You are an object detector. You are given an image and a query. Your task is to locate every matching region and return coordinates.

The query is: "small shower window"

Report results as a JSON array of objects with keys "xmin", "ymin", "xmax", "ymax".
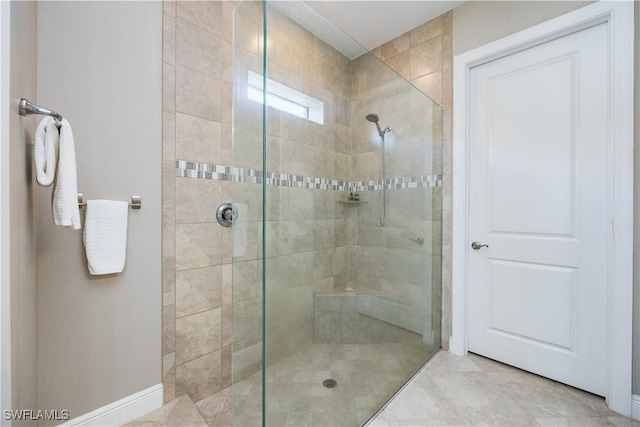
[{"xmin": 248, "ymin": 71, "xmax": 324, "ymax": 124}]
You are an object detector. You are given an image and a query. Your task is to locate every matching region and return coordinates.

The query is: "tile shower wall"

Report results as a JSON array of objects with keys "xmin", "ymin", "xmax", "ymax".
[
  {"xmin": 235, "ymin": 3, "xmax": 355, "ymax": 367},
  {"xmin": 162, "ymin": 0, "xmax": 236, "ymax": 403},
  {"xmin": 162, "ymin": 0, "xmax": 453, "ymax": 405},
  {"xmin": 371, "ymin": 13, "xmax": 453, "ymax": 350},
  {"xmin": 350, "ymin": 50, "xmax": 442, "ymax": 344}
]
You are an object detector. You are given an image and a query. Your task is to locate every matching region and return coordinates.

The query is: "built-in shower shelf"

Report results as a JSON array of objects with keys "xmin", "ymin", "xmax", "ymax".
[{"xmin": 339, "ymin": 201, "xmax": 368, "ymax": 205}]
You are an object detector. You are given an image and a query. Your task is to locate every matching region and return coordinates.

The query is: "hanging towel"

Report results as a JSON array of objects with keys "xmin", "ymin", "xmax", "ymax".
[
  {"xmin": 83, "ymin": 200, "xmax": 129, "ymax": 275},
  {"xmin": 34, "ymin": 117, "xmax": 59, "ymax": 187},
  {"xmin": 52, "ymin": 119, "xmax": 81, "ymax": 230}
]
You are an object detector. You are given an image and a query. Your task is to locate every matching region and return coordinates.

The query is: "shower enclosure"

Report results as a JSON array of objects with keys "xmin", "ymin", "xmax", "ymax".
[{"xmin": 231, "ymin": 1, "xmax": 443, "ymax": 425}]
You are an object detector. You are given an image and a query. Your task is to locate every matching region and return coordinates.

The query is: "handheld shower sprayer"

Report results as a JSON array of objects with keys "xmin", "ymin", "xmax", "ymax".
[
  {"xmin": 366, "ymin": 113, "xmax": 391, "ymax": 227},
  {"xmin": 365, "ymin": 113, "xmax": 391, "ymax": 137}
]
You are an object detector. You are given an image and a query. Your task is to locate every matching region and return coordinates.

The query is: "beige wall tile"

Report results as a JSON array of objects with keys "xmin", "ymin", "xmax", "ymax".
[
  {"xmin": 221, "ymin": 306, "xmax": 232, "ymax": 349},
  {"xmin": 410, "ymin": 15, "xmax": 443, "ymax": 47},
  {"xmin": 233, "ymin": 296, "xmax": 262, "ymax": 342},
  {"xmin": 233, "ymin": 5, "xmax": 261, "ymax": 55},
  {"xmin": 177, "ymin": 1, "xmax": 223, "ymax": 38},
  {"xmin": 232, "ymin": 260, "xmax": 260, "ymax": 303},
  {"xmin": 285, "ymin": 187, "xmax": 314, "ymax": 220},
  {"xmin": 176, "ymin": 351, "xmax": 222, "ymax": 401},
  {"xmin": 163, "ymin": 208, "xmax": 176, "ymax": 259},
  {"xmin": 222, "ymin": 82, "xmax": 233, "ymax": 125},
  {"xmin": 176, "ymin": 18, "xmax": 223, "ymax": 78},
  {"xmin": 288, "ymin": 40, "xmax": 315, "ymax": 79},
  {"xmin": 222, "ymin": 2, "xmax": 234, "ymax": 44},
  {"xmin": 232, "ymin": 221, "xmax": 258, "ymax": 263},
  {"xmin": 175, "ymin": 113, "xmax": 222, "ymax": 164},
  {"xmin": 163, "ymin": 0, "xmax": 176, "ymax": 18},
  {"xmin": 163, "ymin": 161, "xmax": 176, "ymax": 210},
  {"xmin": 385, "ymin": 50, "xmax": 410, "ymax": 80},
  {"xmin": 221, "ymin": 263, "xmax": 232, "ymax": 307},
  {"xmin": 163, "ymin": 257, "xmax": 176, "ymax": 307},
  {"xmin": 164, "ymin": 14, "xmax": 176, "ymax": 65},
  {"xmin": 163, "ymin": 63, "xmax": 175, "ymax": 113},
  {"xmin": 381, "ymin": 33, "xmax": 410, "ymax": 61},
  {"xmin": 312, "ymin": 249, "xmax": 334, "ymax": 283},
  {"xmin": 163, "ymin": 305, "xmax": 176, "ymax": 355},
  {"xmin": 176, "ymin": 308, "xmax": 222, "ymax": 364},
  {"xmin": 412, "ymin": 71, "xmax": 443, "ymax": 106},
  {"xmin": 176, "ymin": 266, "xmax": 222, "ymax": 318},
  {"xmin": 313, "ymin": 220, "xmax": 335, "ymax": 251},
  {"xmin": 221, "ymin": 345, "xmax": 232, "ymax": 388},
  {"xmin": 280, "ymin": 220, "xmax": 314, "ymax": 255},
  {"xmin": 356, "ymin": 151, "xmax": 382, "ymax": 181},
  {"xmin": 176, "ymin": 66, "xmax": 222, "ymax": 121},
  {"xmin": 176, "ymin": 223, "xmax": 222, "ymax": 270},
  {"xmin": 410, "ymin": 36, "xmax": 443, "ymax": 80},
  {"xmin": 163, "ymin": 352, "xmax": 176, "ymax": 403},
  {"xmin": 163, "ymin": 112, "xmax": 176, "ymax": 161},
  {"xmin": 176, "ymin": 178, "xmax": 221, "ymax": 224}
]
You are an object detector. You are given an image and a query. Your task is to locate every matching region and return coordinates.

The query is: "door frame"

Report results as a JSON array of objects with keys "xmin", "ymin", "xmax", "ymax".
[
  {"xmin": 0, "ymin": 0, "xmax": 11, "ymax": 417},
  {"xmin": 451, "ymin": 1, "xmax": 634, "ymax": 416}
]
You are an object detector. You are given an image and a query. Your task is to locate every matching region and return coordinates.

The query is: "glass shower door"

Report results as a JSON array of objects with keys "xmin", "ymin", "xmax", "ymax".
[
  {"xmin": 232, "ymin": 1, "xmax": 443, "ymax": 425},
  {"xmin": 231, "ymin": 1, "xmax": 265, "ymax": 426}
]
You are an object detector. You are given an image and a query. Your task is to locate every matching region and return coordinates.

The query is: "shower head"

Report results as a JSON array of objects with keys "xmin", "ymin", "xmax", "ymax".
[
  {"xmin": 365, "ymin": 113, "xmax": 390, "ymax": 137},
  {"xmin": 366, "ymin": 113, "xmax": 379, "ymax": 123}
]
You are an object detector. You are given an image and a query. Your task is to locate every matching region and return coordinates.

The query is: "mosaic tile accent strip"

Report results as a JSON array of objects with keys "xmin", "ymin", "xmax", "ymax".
[{"xmin": 176, "ymin": 160, "xmax": 442, "ymax": 191}]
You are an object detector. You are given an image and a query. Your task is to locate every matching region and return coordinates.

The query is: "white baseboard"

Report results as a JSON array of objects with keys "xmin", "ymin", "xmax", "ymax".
[
  {"xmin": 59, "ymin": 383, "xmax": 163, "ymax": 427},
  {"xmin": 632, "ymin": 394, "xmax": 640, "ymax": 421}
]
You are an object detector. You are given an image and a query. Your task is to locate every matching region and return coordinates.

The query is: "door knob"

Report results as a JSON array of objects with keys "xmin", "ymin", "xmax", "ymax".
[{"xmin": 471, "ymin": 241, "xmax": 489, "ymax": 250}]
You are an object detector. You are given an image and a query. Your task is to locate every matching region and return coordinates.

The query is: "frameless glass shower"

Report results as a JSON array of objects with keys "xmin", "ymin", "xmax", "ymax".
[{"xmin": 231, "ymin": 1, "xmax": 443, "ymax": 425}]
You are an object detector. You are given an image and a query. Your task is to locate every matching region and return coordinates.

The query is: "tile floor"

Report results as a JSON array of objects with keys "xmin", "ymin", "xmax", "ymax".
[
  {"xmin": 125, "ymin": 351, "xmax": 640, "ymax": 427},
  {"xmin": 235, "ymin": 342, "xmax": 433, "ymax": 427}
]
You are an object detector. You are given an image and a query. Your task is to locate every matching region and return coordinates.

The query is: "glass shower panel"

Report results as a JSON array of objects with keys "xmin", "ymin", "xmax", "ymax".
[
  {"xmin": 233, "ymin": 1, "xmax": 443, "ymax": 425},
  {"xmin": 231, "ymin": 1, "xmax": 265, "ymax": 426}
]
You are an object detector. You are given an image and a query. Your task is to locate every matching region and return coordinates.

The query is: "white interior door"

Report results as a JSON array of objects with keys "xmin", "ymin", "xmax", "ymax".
[{"xmin": 467, "ymin": 23, "xmax": 608, "ymax": 396}]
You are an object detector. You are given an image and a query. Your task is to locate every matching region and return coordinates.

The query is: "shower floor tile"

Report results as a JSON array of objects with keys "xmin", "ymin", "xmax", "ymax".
[
  {"xmin": 126, "ymin": 350, "xmax": 640, "ymax": 427},
  {"xmin": 230, "ymin": 341, "xmax": 431, "ymax": 427}
]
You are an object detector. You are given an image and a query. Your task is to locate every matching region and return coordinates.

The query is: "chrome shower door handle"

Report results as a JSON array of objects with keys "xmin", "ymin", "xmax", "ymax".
[{"xmin": 471, "ymin": 241, "xmax": 489, "ymax": 250}]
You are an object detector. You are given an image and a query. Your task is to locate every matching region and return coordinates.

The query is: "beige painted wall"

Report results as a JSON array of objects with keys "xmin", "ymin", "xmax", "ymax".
[
  {"xmin": 8, "ymin": 1, "xmax": 38, "ymax": 420},
  {"xmin": 452, "ymin": 1, "xmax": 594, "ymax": 56},
  {"xmin": 35, "ymin": 1, "xmax": 162, "ymax": 421},
  {"xmin": 452, "ymin": 0, "xmax": 639, "ymax": 396}
]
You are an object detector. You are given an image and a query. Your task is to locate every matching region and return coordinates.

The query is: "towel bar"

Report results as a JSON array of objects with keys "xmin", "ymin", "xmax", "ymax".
[
  {"xmin": 77, "ymin": 194, "xmax": 142, "ymax": 210},
  {"xmin": 19, "ymin": 98, "xmax": 63, "ymax": 124}
]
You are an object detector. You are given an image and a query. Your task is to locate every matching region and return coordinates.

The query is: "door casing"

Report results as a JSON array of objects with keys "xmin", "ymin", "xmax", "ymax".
[{"xmin": 451, "ymin": 1, "xmax": 634, "ymax": 416}]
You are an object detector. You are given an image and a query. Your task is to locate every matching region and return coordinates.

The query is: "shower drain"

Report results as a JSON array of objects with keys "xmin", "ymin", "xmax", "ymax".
[{"xmin": 322, "ymin": 379, "xmax": 337, "ymax": 389}]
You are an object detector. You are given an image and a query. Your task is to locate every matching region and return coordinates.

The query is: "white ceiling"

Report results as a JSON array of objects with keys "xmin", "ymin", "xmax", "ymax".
[{"xmin": 273, "ymin": 1, "xmax": 464, "ymax": 59}]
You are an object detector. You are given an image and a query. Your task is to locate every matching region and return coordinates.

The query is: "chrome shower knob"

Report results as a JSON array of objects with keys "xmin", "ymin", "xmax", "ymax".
[{"xmin": 216, "ymin": 203, "xmax": 238, "ymax": 227}]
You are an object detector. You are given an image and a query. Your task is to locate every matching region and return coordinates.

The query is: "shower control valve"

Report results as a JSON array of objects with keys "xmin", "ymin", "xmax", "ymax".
[{"xmin": 216, "ymin": 203, "xmax": 238, "ymax": 227}]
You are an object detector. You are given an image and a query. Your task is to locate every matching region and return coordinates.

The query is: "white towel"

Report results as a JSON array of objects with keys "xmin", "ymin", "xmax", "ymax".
[
  {"xmin": 83, "ymin": 200, "xmax": 129, "ymax": 275},
  {"xmin": 34, "ymin": 117, "xmax": 59, "ymax": 187},
  {"xmin": 52, "ymin": 119, "xmax": 81, "ymax": 230}
]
